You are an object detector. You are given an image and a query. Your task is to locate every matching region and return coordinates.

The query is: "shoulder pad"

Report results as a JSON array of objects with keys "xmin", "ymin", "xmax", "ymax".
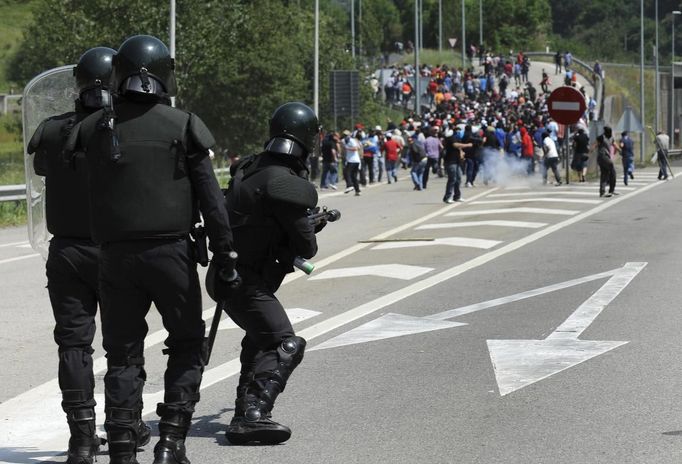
[
  {"xmin": 188, "ymin": 112, "xmax": 215, "ymax": 152},
  {"xmin": 265, "ymin": 171, "xmax": 318, "ymax": 209},
  {"xmin": 63, "ymin": 121, "xmax": 83, "ymax": 156},
  {"xmin": 27, "ymin": 119, "xmax": 48, "ymax": 154}
]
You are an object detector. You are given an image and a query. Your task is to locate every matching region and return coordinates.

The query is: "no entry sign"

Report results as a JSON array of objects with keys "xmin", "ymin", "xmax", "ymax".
[{"xmin": 547, "ymin": 86, "xmax": 587, "ymax": 125}]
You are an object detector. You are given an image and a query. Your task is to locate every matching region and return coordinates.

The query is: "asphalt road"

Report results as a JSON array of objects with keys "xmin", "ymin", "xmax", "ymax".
[{"xmin": 1, "ymin": 164, "xmax": 681, "ymax": 464}]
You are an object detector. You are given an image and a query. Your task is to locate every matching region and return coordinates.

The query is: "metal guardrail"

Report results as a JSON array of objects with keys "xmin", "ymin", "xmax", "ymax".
[
  {"xmin": 0, "ymin": 167, "xmax": 232, "ymax": 203},
  {"xmin": 524, "ymin": 52, "xmax": 605, "ymax": 121},
  {"xmin": 0, "ymin": 184, "xmax": 26, "ymax": 202}
]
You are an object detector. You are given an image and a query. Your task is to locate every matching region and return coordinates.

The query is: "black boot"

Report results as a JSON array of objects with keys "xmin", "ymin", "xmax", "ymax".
[
  {"xmin": 65, "ymin": 408, "xmax": 101, "ymax": 464},
  {"xmin": 134, "ymin": 410, "xmax": 151, "ymax": 447},
  {"xmin": 226, "ymin": 337, "xmax": 305, "ymax": 445},
  {"xmin": 106, "ymin": 408, "xmax": 140, "ymax": 464},
  {"xmin": 225, "ymin": 390, "xmax": 291, "ymax": 445},
  {"xmin": 153, "ymin": 412, "xmax": 192, "ymax": 464}
]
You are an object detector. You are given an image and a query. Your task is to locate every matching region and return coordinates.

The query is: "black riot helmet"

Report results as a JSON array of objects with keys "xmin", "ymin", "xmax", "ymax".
[
  {"xmin": 73, "ymin": 47, "xmax": 115, "ymax": 110},
  {"xmin": 266, "ymin": 102, "xmax": 320, "ymax": 160},
  {"xmin": 112, "ymin": 35, "xmax": 177, "ymax": 97}
]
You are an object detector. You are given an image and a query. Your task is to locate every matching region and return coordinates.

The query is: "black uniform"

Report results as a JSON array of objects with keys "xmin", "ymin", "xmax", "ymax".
[
  {"xmin": 597, "ymin": 139, "xmax": 616, "ymax": 197},
  {"xmin": 28, "ymin": 109, "xmax": 110, "ymax": 459},
  {"xmin": 223, "ymin": 149, "xmax": 317, "ymax": 444},
  {"xmin": 70, "ymin": 94, "xmax": 233, "ymax": 461},
  {"xmin": 29, "ymin": 109, "xmax": 97, "ymax": 411}
]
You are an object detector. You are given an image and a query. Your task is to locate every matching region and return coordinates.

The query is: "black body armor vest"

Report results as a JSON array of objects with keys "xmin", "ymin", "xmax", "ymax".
[
  {"xmin": 79, "ymin": 101, "xmax": 194, "ymax": 243},
  {"xmin": 30, "ymin": 112, "xmax": 91, "ymax": 238}
]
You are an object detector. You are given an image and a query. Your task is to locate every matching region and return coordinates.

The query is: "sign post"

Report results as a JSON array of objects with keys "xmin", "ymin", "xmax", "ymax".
[{"xmin": 547, "ymin": 86, "xmax": 587, "ymax": 184}]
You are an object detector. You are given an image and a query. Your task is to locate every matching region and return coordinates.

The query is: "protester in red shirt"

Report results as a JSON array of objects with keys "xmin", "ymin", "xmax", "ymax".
[
  {"xmin": 520, "ymin": 126, "xmax": 535, "ymax": 175},
  {"xmin": 383, "ymin": 133, "xmax": 400, "ymax": 184}
]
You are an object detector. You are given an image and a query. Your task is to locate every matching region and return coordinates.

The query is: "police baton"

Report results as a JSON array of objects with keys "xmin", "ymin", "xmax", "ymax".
[
  {"xmin": 205, "ymin": 251, "xmax": 239, "ymax": 364},
  {"xmin": 206, "ymin": 300, "xmax": 227, "ymax": 365}
]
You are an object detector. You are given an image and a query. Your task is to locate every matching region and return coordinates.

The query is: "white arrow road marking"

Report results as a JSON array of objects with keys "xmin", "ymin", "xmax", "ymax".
[
  {"xmin": 0, "ymin": 253, "xmax": 41, "ymax": 265},
  {"xmin": 309, "ymin": 267, "xmax": 624, "ymax": 353},
  {"xmin": 446, "ymin": 207, "xmax": 579, "ymax": 217},
  {"xmin": 0, "ymin": 307, "xmax": 320, "ymax": 462},
  {"xmin": 472, "ymin": 198, "xmax": 602, "ymax": 205},
  {"xmin": 416, "ymin": 220, "xmax": 547, "ymax": 230},
  {"xmin": 309, "ymin": 313, "xmax": 466, "ymax": 351},
  {"xmin": 308, "ymin": 264, "xmax": 433, "ymax": 281},
  {"xmin": 371, "ymin": 237, "xmax": 501, "ymax": 250},
  {"xmin": 487, "ymin": 262, "xmax": 646, "ymax": 396}
]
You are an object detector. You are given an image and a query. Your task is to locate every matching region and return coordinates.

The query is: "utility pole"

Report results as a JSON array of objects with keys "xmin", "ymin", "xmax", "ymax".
[
  {"xmin": 640, "ymin": 0, "xmax": 645, "ymax": 163},
  {"xmin": 439, "ymin": 0, "xmax": 442, "ymax": 53},
  {"xmin": 479, "ymin": 0, "xmax": 483, "ymax": 48},
  {"xmin": 415, "ymin": 0, "xmax": 420, "ymax": 113},
  {"xmin": 461, "ymin": 0, "xmax": 466, "ymax": 69},
  {"xmin": 672, "ymin": 11, "xmax": 681, "ymax": 147},
  {"xmin": 350, "ymin": 0, "xmax": 355, "ymax": 59},
  {"xmin": 169, "ymin": 0, "xmax": 176, "ymax": 107},
  {"xmin": 314, "ymin": 0, "xmax": 319, "ymax": 116},
  {"xmin": 655, "ymin": 0, "xmax": 659, "ymax": 133}
]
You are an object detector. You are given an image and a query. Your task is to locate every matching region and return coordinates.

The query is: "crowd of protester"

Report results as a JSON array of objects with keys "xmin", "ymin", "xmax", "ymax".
[{"xmin": 314, "ymin": 49, "xmax": 604, "ymax": 202}]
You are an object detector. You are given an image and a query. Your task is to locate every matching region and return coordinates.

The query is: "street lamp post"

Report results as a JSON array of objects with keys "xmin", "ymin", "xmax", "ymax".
[
  {"xmin": 170, "ymin": 0, "xmax": 176, "ymax": 107},
  {"xmin": 314, "ymin": 0, "xmax": 319, "ymax": 117},
  {"xmin": 461, "ymin": 0, "xmax": 466, "ymax": 69},
  {"xmin": 655, "ymin": 0, "xmax": 659, "ymax": 133},
  {"xmin": 672, "ymin": 11, "xmax": 681, "ymax": 147},
  {"xmin": 479, "ymin": 0, "xmax": 483, "ymax": 48},
  {"xmin": 439, "ymin": 0, "xmax": 442, "ymax": 53},
  {"xmin": 640, "ymin": 0, "xmax": 645, "ymax": 163},
  {"xmin": 350, "ymin": 0, "xmax": 355, "ymax": 59},
  {"xmin": 415, "ymin": 0, "xmax": 420, "ymax": 112}
]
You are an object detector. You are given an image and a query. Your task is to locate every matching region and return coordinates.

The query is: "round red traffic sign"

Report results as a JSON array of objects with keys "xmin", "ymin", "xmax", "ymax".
[{"xmin": 547, "ymin": 86, "xmax": 587, "ymax": 125}]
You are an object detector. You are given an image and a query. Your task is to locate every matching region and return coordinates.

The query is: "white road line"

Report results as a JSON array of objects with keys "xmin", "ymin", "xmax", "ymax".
[
  {"xmin": 0, "ymin": 253, "xmax": 41, "ymax": 265},
  {"xmin": 487, "ymin": 191, "xmax": 600, "ymax": 197},
  {"xmin": 308, "ymin": 264, "xmax": 433, "ymax": 281},
  {"xmin": 371, "ymin": 237, "xmax": 501, "ymax": 250},
  {"xmin": 416, "ymin": 220, "xmax": 547, "ymax": 230},
  {"xmin": 446, "ymin": 207, "xmax": 579, "ymax": 217},
  {"xmin": 0, "ymin": 240, "xmax": 29, "ymax": 248},
  {"xmin": 472, "ymin": 198, "xmax": 602, "ymax": 205},
  {"xmin": 553, "ymin": 185, "xmax": 636, "ymax": 191}
]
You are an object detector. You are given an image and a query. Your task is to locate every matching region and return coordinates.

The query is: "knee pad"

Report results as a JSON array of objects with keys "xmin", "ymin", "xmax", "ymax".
[{"xmin": 276, "ymin": 336, "xmax": 306, "ymax": 378}]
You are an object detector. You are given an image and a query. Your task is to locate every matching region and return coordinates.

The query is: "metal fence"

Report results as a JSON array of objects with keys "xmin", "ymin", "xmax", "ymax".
[{"xmin": 0, "ymin": 167, "xmax": 232, "ymax": 203}]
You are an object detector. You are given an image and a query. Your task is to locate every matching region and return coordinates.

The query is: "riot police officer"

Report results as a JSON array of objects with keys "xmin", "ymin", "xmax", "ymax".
[
  {"xmin": 68, "ymin": 35, "xmax": 237, "ymax": 464},
  {"xmin": 218, "ymin": 102, "xmax": 320, "ymax": 445},
  {"xmin": 27, "ymin": 47, "xmax": 150, "ymax": 464}
]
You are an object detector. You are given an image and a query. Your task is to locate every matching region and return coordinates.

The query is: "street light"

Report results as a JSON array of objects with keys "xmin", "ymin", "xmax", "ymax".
[
  {"xmin": 672, "ymin": 10, "xmax": 681, "ymax": 147},
  {"xmin": 479, "ymin": 0, "xmax": 483, "ymax": 48},
  {"xmin": 314, "ymin": 0, "xmax": 319, "ymax": 117}
]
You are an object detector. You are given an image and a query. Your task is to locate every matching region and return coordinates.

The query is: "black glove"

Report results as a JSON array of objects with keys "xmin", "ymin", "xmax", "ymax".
[
  {"xmin": 206, "ymin": 251, "xmax": 241, "ymax": 302},
  {"xmin": 314, "ymin": 217, "xmax": 327, "ymax": 233}
]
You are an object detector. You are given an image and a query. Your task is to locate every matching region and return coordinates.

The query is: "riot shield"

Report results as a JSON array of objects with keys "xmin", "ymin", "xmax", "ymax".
[{"xmin": 22, "ymin": 65, "xmax": 77, "ymax": 259}]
